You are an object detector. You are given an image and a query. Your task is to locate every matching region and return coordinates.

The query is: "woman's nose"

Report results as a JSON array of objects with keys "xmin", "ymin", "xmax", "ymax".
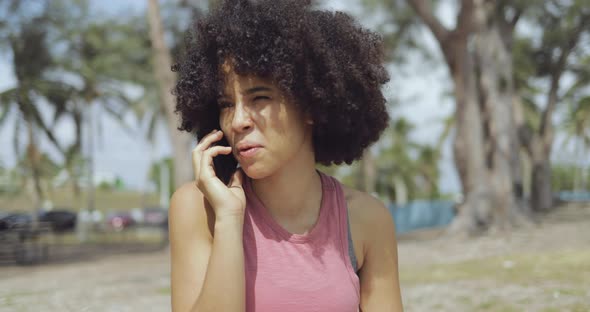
[{"xmin": 231, "ymin": 102, "xmax": 253, "ymax": 132}]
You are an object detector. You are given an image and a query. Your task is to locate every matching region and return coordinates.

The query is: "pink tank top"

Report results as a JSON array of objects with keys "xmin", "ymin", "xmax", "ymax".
[{"xmin": 242, "ymin": 171, "xmax": 360, "ymax": 312}]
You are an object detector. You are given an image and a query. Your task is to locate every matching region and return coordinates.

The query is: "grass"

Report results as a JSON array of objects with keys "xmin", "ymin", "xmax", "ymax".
[
  {"xmin": 400, "ymin": 248, "xmax": 590, "ymax": 311},
  {"xmin": 0, "ymin": 187, "xmax": 161, "ymax": 213},
  {"xmin": 476, "ymin": 300, "xmax": 519, "ymax": 312},
  {"xmin": 541, "ymin": 304, "xmax": 590, "ymax": 312},
  {"xmin": 400, "ymin": 249, "xmax": 590, "ymax": 286},
  {"xmin": 1, "ymin": 289, "xmax": 53, "ymax": 310},
  {"xmin": 37, "ymin": 228, "xmax": 167, "ymax": 246}
]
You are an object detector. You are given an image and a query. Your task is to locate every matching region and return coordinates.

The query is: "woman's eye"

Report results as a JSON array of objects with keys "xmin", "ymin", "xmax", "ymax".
[
  {"xmin": 218, "ymin": 101, "xmax": 233, "ymax": 108},
  {"xmin": 253, "ymin": 96, "xmax": 270, "ymax": 102}
]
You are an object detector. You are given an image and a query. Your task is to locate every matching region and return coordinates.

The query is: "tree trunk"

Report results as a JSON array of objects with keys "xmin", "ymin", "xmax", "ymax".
[
  {"xmin": 25, "ymin": 118, "xmax": 42, "ymax": 228},
  {"xmin": 513, "ymin": 93, "xmax": 533, "ymax": 199},
  {"xmin": 444, "ymin": 37, "xmax": 494, "ymax": 234},
  {"xmin": 71, "ymin": 107, "xmax": 82, "ymax": 198},
  {"xmin": 472, "ymin": 4, "xmax": 531, "ymax": 228},
  {"xmin": 531, "ymin": 157, "xmax": 553, "ymax": 212},
  {"xmin": 406, "ymin": 0, "xmax": 499, "ymax": 234},
  {"xmin": 528, "ymin": 16, "xmax": 586, "ymax": 211},
  {"xmin": 407, "ymin": 0, "xmax": 537, "ymax": 234},
  {"xmin": 147, "ymin": 0, "xmax": 194, "ymax": 190},
  {"xmin": 86, "ymin": 102, "xmax": 96, "ymax": 213}
]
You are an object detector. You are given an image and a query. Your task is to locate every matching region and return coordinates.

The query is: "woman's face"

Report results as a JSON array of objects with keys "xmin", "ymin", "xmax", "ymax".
[{"xmin": 218, "ymin": 63, "xmax": 314, "ymax": 179}]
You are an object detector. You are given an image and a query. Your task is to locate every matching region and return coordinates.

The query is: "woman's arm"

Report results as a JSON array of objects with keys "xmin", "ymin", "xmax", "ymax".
[
  {"xmin": 170, "ymin": 129, "xmax": 246, "ymax": 311},
  {"xmin": 355, "ymin": 194, "xmax": 404, "ymax": 312},
  {"xmin": 169, "ymin": 183, "xmax": 246, "ymax": 312}
]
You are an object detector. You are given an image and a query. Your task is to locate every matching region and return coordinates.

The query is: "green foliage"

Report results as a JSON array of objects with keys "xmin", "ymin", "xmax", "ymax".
[
  {"xmin": 16, "ymin": 150, "xmax": 61, "ymax": 179},
  {"xmin": 375, "ymin": 117, "xmax": 443, "ymax": 201},
  {"xmin": 514, "ymin": 1, "xmax": 590, "ymax": 134},
  {"xmin": 358, "ymin": 0, "xmax": 433, "ymax": 63},
  {"xmin": 552, "ymin": 163, "xmax": 590, "ymax": 191},
  {"xmin": 563, "ymin": 96, "xmax": 590, "ymax": 146},
  {"xmin": 0, "ymin": 0, "xmax": 167, "ymax": 201},
  {"xmin": 149, "ymin": 157, "xmax": 175, "ymax": 197}
]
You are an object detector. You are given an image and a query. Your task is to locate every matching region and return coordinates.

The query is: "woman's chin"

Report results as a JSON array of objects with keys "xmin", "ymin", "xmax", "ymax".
[{"xmin": 241, "ymin": 163, "xmax": 272, "ymax": 180}]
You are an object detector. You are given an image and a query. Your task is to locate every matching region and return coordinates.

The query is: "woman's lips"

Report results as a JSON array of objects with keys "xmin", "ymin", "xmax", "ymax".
[{"xmin": 238, "ymin": 147, "xmax": 261, "ymax": 158}]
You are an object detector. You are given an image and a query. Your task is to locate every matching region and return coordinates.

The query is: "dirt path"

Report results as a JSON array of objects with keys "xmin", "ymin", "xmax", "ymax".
[{"xmin": 0, "ymin": 249, "xmax": 171, "ymax": 312}]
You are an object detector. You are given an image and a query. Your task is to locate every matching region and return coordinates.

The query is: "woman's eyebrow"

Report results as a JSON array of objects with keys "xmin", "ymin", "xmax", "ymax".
[
  {"xmin": 217, "ymin": 86, "xmax": 273, "ymax": 100},
  {"xmin": 243, "ymin": 86, "xmax": 273, "ymax": 95}
]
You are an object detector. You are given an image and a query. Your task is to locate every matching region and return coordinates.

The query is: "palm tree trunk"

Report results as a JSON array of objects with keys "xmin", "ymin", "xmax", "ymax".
[
  {"xmin": 25, "ymin": 117, "xmax": 42, "ymax": 228},
  {"xmin": 86, "ymin": 102, "xmax": 96, "ymax": 213},
  {"xmin": 72, "ymin": 108, "xmax": 83, "ymax": 198},
  {"xmin": 147, "ymin": 0, "xmax": 194, "ymax": 190}
]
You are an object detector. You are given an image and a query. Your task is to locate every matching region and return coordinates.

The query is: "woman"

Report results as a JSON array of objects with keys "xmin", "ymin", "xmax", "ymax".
[{"xmin": 169, "ymin": 0, "xmax": 403, "ymax": 311}]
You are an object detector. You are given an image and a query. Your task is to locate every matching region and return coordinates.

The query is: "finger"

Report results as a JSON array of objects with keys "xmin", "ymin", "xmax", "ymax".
[
  {"xmin": 204, "ymin": 145, "xmax": 232, "ymax": 158},
  {"xmin": 228, "ymin": 169, "xmax": 245, "ymax": 189},
  {"xmin": 192, "ymin": 131, "xmax": 224, "ymax": 178},
  {"xmin": 193, "ymin": 130, "xmax": 224, "ymax": 153},
  {"xmin": 200, "ymin": 145, "xmax": 232, "ymax": 178}
]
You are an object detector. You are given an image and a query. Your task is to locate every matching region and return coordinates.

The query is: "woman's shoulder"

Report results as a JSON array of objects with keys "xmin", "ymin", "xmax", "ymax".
[
  {"xmin": 338, "ymin": 182, "xmax": 390, "ymax": 222},
  {"xmin": 169, "ymin": 181, "xmax": 216, "ymax": 241},
  {"xmin": 339, "ymin": 182, "xmax": 395, "ymax": 240},
  {"xmin": 336, "ymin": 182, "xmax": 395, "ymax": 270}
]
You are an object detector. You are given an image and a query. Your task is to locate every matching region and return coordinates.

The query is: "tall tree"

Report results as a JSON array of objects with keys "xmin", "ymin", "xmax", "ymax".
[
  {"xmin": 147, "ymin": 0, "xmax": 195, "ymax": 190},
  {"xmin": 53, "ymin": 1, "xmax": 151, "ymax": 211},
  {"xmin": 0, "ymin": 1, "xmax": 69, "ymax": 213},
  {"xmin": 401, "ymin": 0, "xmax": 528, "ymax": 233},
  {"xmin": 515, "ymin": 2, "xmax": 590, "ymax": 211}
]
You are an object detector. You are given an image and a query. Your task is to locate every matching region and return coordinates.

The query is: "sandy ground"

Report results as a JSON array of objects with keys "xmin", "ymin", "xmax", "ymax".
[
  {"xmin": 398, "ymin": 204, "xmax": 590, "ymax": 311},
  {"xmin": 0, "ymin": 249, "xmax": 170, "ymax": 312},
  {"xmin": 1, "ymin": 204, "xmax": 588, "ymax": 311}
]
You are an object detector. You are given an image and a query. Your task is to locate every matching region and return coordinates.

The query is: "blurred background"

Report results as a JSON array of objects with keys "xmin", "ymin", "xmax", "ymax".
[{"xmin": 0, "ymin": 0, "xmax": 589, "ymax": 311}]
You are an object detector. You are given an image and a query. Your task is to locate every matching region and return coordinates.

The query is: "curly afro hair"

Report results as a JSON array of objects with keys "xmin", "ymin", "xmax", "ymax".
[{"xmin": 173, "ymin": 0, "xmax": 390, "ymax": 166}]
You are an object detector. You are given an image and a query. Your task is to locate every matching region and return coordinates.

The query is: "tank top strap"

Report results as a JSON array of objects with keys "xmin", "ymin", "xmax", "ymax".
[{"xmin": 319, "ymin": 172, "xmax": 361, "ymax": 282}]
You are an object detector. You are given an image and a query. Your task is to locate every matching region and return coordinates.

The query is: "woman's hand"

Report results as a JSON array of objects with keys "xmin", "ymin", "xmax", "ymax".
[{"xmin": 192, "ymin": 129, "xmax": 246, "ymax": 219}]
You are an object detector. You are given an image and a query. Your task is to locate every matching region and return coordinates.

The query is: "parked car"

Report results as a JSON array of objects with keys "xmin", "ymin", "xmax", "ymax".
[
  {"xmin": 38, "ymin": 209, "xmax": 77, "ymax": 233},
  {"xmin": 0, "ymin": 213, "xmax": 32, "ymax": 231},
  {"xmin": 0, "ymin": 212, "xmax": 49, "ymax": 265},
  {"xmin": 106, "ymin": 212, "xmax": 135, "ymax": 231},
  {"xmin": 141, "ymin": 206, "xmax": 168, "ymax": 228}
]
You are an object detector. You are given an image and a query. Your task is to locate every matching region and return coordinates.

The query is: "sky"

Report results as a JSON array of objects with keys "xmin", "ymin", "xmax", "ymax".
[{"xmin": 2, "ymin": 0, "xmax": 575, "ymax": 194}]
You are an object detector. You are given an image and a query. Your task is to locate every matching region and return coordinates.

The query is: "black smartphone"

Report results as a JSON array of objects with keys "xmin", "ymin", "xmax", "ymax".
[{"xmin": 212, "ymin": 135, "xmax": 238, "ymax": 185}]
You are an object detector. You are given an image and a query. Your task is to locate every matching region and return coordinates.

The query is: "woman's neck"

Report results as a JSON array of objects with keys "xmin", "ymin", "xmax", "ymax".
[{"xmin": 251, "ymin": 154, "xmax": 322, "ymax": 224}]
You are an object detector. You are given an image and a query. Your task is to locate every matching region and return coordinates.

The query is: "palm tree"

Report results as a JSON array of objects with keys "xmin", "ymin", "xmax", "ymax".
[
  {"xmin": 52, "ymin": 2, "xmax": 154, "ymax": 212},
  {"xmin": 0, "ymin": 16, "xmax": 70, "ymax": 214}
]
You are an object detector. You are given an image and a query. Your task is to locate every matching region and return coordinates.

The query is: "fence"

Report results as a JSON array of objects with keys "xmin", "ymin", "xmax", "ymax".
[
  {"xmin": 0, "ymin": 224, "xmax": 168, "ymax": 266},
  {"xmin": 389, "ymin": 200, "xmax": 456, "ymax": 234}
]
